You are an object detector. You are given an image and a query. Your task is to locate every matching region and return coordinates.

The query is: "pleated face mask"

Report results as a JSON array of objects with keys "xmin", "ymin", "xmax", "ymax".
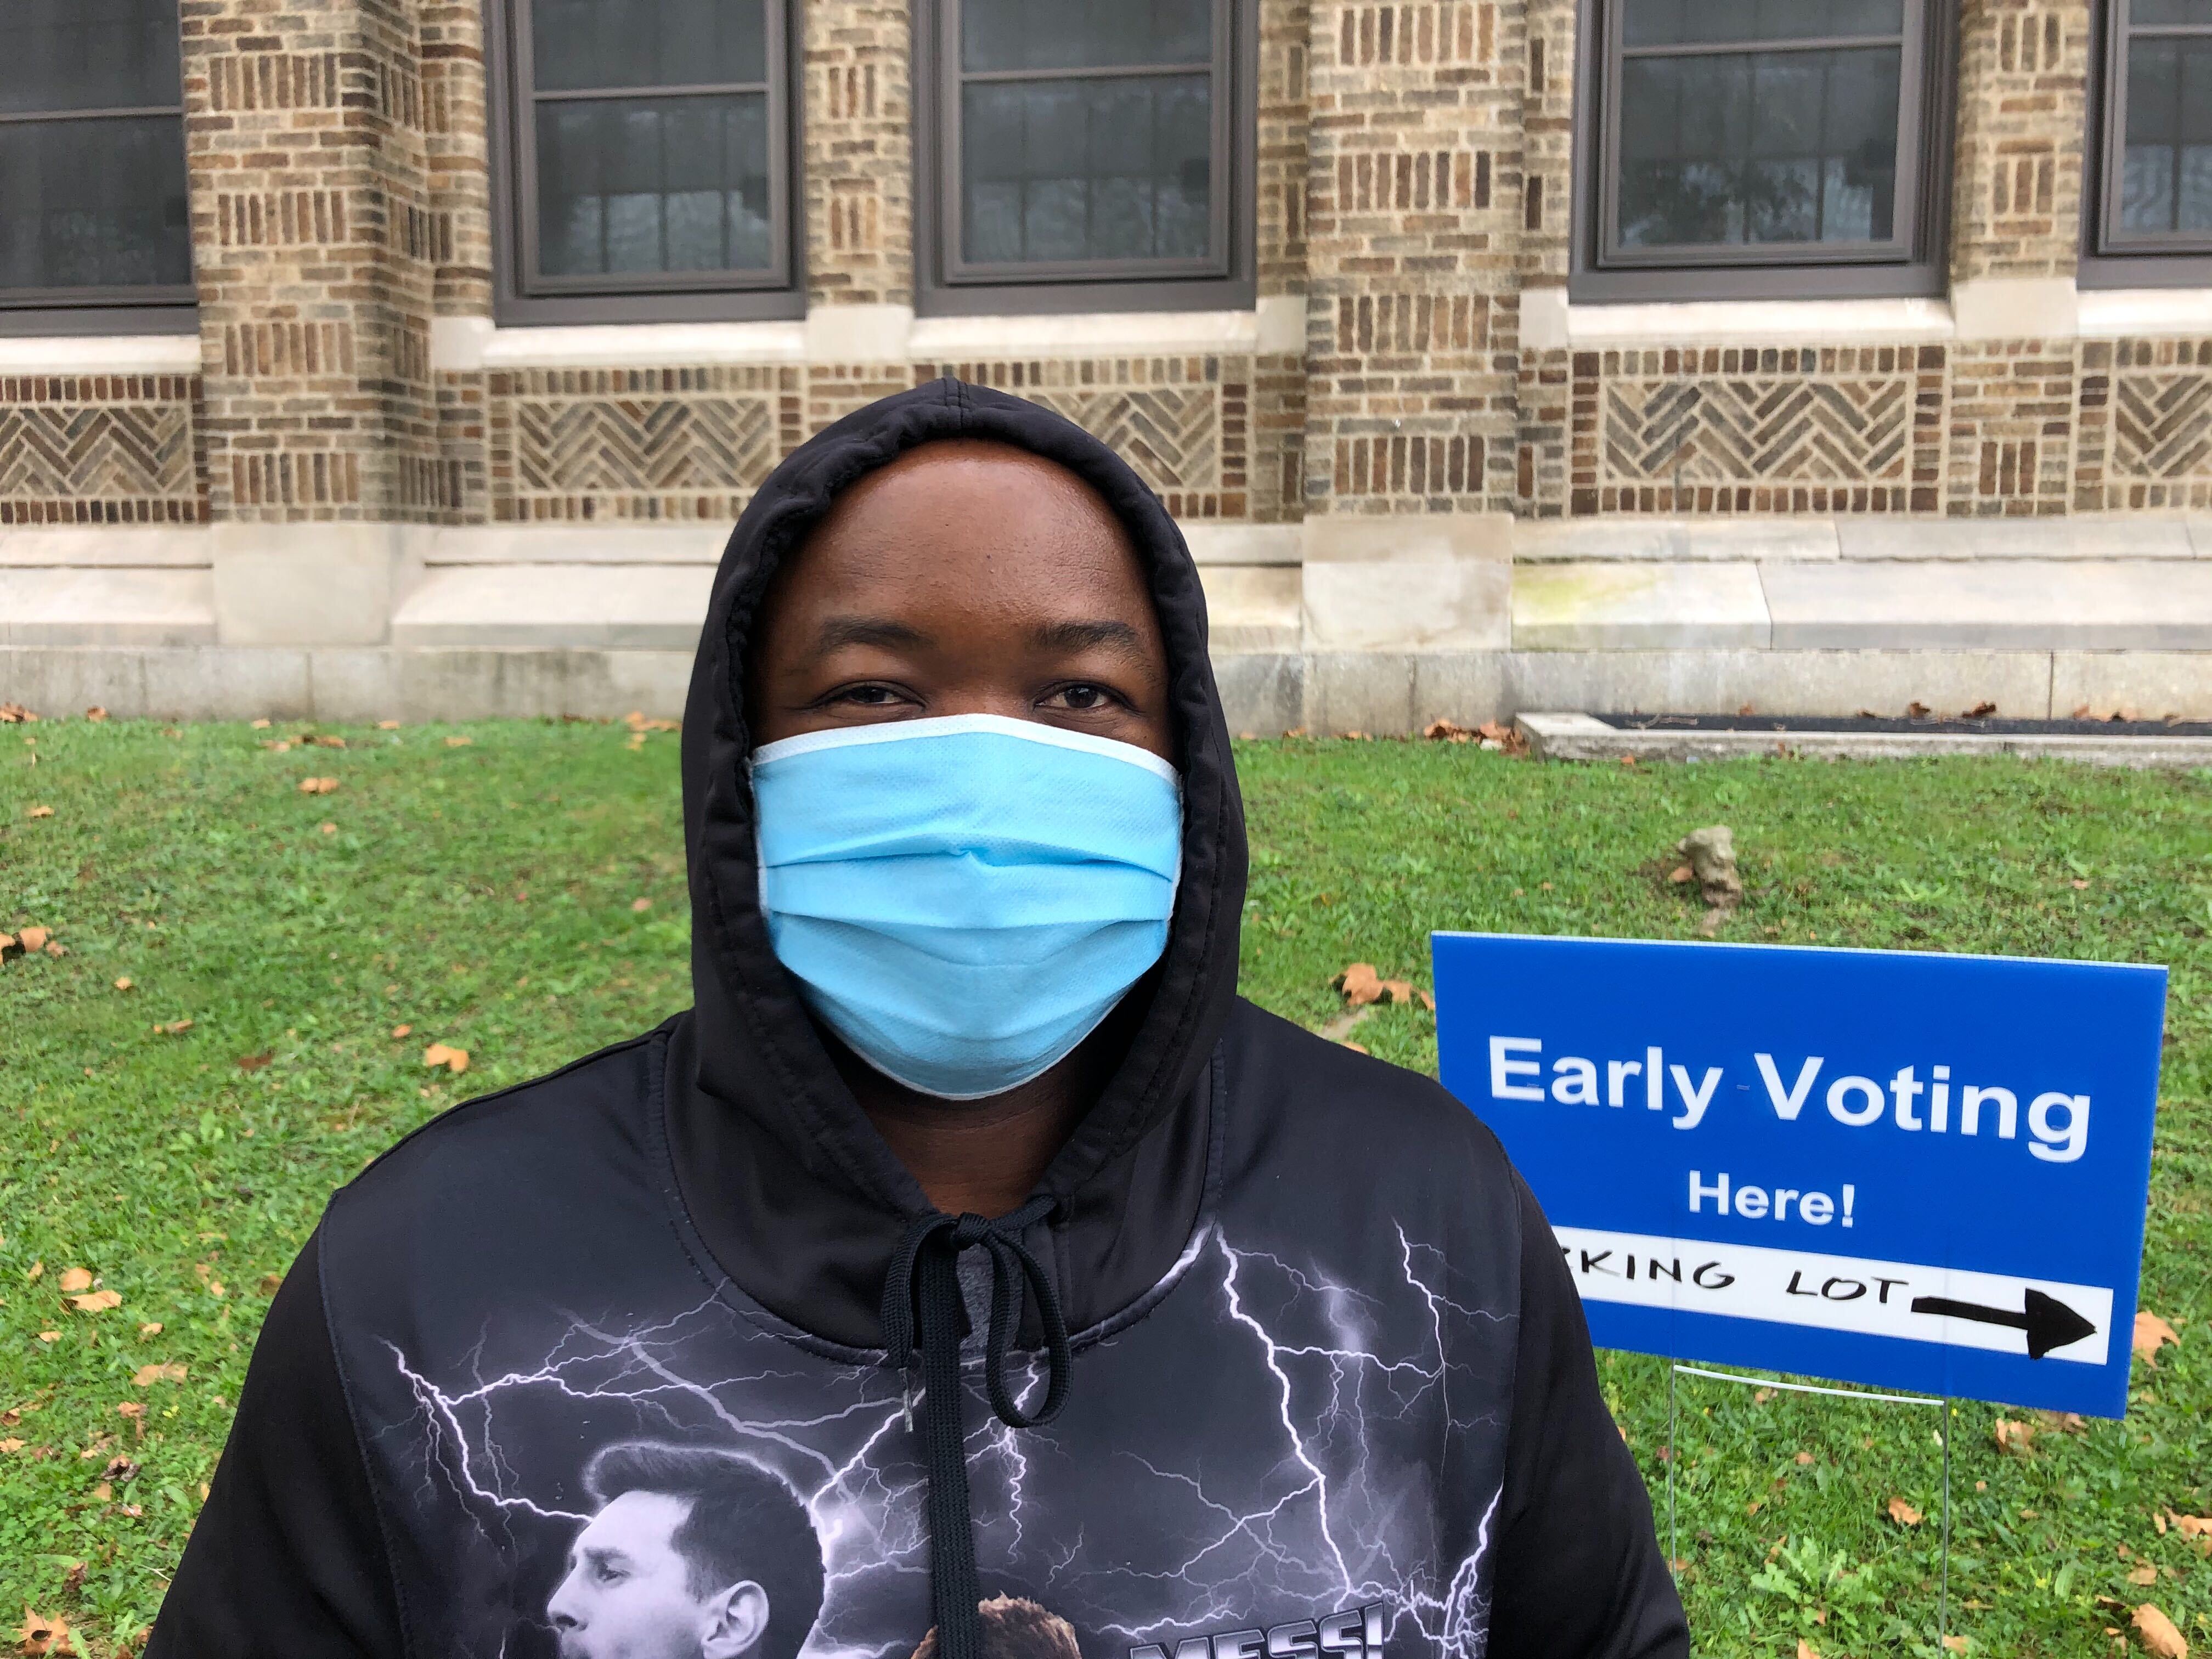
[{"xmin": 751, "ymin": 713, "xmax": 1184, "ymax": 1101}]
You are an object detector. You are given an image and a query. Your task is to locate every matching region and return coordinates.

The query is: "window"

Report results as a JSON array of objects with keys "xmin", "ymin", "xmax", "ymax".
[
  {"xmin": 1574, "ymin": 0, "xmax": 1952, "ymax": 300},
  {"xmin": 0, "ymin": 0, "xmax": 193, "ymax": 331},
  {"xmin": 918, "ymin": 0, "xmax": 1254, "ymax": 315},
  {"xmin": 2084, "ymin": 0, "xmax": 2212, "ymax": 284},
  {"xmin": 491, "ymin": 0, "xmax": 798, "ymax": 323}
]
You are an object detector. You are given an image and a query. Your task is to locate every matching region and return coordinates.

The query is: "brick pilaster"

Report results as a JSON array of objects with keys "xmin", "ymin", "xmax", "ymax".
[
  {"xmin": 182, "ymin": 0, "xmax": 439, "ymax": 522},
  {"xmin": 1300, "ymin": 0, "xmax": 1523, "ymax": 519},
  {"xmin": 805, "ymin": 0, "xmax": 913, "ymax": 311},
  {"xmin": 1950, "ymin": 0, "xmax": 2092, "ymax": 285}
]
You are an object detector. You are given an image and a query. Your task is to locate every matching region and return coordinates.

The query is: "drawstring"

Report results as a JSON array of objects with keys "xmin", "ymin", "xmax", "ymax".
[{"xmin": 881, "ymin": 1195, "xmax": 1073, "ymax": 1659}]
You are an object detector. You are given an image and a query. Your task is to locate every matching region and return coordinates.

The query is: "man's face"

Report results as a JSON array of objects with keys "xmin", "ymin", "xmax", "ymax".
[
  {"xmin": 548, "ymin": 1491, "xmax": 765, "ymax": 1659},
  {"xmin": 746, "ymin": 439, "xmax": 1175, "ymax": 761}
]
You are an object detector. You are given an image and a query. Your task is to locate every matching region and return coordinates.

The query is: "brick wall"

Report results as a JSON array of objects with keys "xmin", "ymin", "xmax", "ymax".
[{"xmin": 9, "ymin": 0, "xmax": 2212, "ymax": 538}]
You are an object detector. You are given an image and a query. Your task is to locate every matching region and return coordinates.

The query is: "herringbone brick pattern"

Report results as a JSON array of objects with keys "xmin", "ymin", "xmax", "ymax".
[
  {"xmin": 917, "ymin": 359, "xmax": 1247, "ymax": 519},
  {"xmin": 487, "ymin": 367, "xmax": 802, "ymax": 521},
  {"xmin": 2112, "ymin": 373, "xmax": 2212, "ymax": 482},
  {"xmin": 1567, "ymin": 347, "xmax": 1945, "ymax": 515},
  {"xmin": 0, "ymin": 380, "xmax": 203, "ymax": 524}
]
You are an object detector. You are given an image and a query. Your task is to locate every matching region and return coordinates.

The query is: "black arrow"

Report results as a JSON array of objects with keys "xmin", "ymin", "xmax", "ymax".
[{"xmin": 1909, "ymin": 1289, "xmax": 2098, "ymax": 1359}]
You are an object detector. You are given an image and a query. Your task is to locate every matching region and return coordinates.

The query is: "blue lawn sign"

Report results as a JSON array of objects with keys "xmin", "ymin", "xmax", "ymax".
[{"xmin": 1432, "ymin": 934, "xmax": 2166, "ymax": 1418}]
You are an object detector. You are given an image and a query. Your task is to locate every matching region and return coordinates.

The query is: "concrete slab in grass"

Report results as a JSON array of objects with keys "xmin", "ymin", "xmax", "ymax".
[
  {"xmin": 1760, "ymin": 560, "xmax": 2212, "ymax": 649},
  {"xmin": 1836, "ymin": 516, "xmax": 2197, "ymax": 560},
  {"xmin": 390, "ymin": 565, "xmax": 714, "ymax": 651},
  {"xmin": 1, "ymin": 568, "xmax": 216, "ymax": 647},
  {"xmin": 1518, "ymin": 710, "xmax": 2212, "ymax": 769},
  {"xmin": 1512, "ymin": 562, "xmax": 1770, "ymax": 650}
]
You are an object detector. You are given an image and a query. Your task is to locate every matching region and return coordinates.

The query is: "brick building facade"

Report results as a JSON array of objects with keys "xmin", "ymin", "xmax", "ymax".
[{"xmin": 4, "ymin": 0, "xmax": 2212, "ymax": 729}]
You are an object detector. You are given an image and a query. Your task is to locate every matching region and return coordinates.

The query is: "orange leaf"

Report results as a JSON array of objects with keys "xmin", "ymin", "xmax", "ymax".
[
  {"xmin": 16, "ymin": 1605, "xmax": 71, "ymax": 1656},
  {"xmin": 1334, "ymin": 963, "xmax": 1386, "ymax": 1007},
  {"xmin": 422, "ymin": 1042, "xmax": 470, "ymax": 1075},
  {"xmin": 2130, "ymin": 1565, "xmax": 2160, "ymax": 1586},
  {"xmin": 26, "ymin": 805, "xmax": 52, "ymax": 820},
  {"xmin": 1886, "ymin": 1496, "xmax": 1923, "ymax": 1526},
  {"xmin": 2171, "ymin": 1514, "xmax": 2212, "ymax": 1538},
  {"xmin": 298, "ymin": 776, "xmax": 339, "ymax": 795},
  {"xmin": 57, "ymin": 1268, "xmax": 92, "ymax": 1295},
  {"xmin": 1994, "ymin": 1418, "xmax": 2036, "ymax": 1454},
  {"xmin": 2131, "ymin": 1603, "xmax": 2188, "ymax": 1658},
  {"xmin": 67, "ymin": 1290, "xmax": 121, "ymax": 1314},
  {"xmin": 2136, "ymin": 1310, "xmax": 2180, "ymax": 1364},
  {"xmin": 113, "ymin": 978, "xmax": 133, "ymax": 992},
  {"xmin": 1943, "ymin": 1639, "xmax": 1968, "ymax": 1654},
  {"xmin": 391, "ymin": 1023, "xmax": 413, "ymax": 1039},
  {"xmin": 131, "ymin": 1363, "xmax": 186, "ymax": 1387},
  {"xmin": 1797, "ymin": 1641, "xmax": 1821, "ymax": 1659},
  {"xmin": 17, "ymin": 928, "xmax": 49, "ymax": 953}
]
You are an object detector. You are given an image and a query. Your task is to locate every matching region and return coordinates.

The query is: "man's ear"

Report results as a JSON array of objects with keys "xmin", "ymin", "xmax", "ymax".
[{"xmin": 701, "ymin": 1579, "xmax": 772, "ymax": 1659}]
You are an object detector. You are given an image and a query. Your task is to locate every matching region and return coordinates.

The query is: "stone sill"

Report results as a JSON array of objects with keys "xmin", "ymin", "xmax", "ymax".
[{"xmin": 0, "ymin": 334, "xmax": 201, "ymax": 375}]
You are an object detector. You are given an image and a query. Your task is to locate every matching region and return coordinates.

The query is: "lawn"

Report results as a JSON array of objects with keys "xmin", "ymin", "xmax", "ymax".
[{"xmin": 2, "ymin": 717, "xmax": 2207, "ymax": 1657}]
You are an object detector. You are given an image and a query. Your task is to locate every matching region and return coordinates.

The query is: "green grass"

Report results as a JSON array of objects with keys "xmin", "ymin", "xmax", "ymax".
[{"xmin": 3, "ymin": 719, "xmax": 2208, "ymax": 1656}]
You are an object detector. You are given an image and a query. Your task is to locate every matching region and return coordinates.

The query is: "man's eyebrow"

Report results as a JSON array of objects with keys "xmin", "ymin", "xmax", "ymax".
[
  {"xmin": 811, "ymin": 616, "xmax": 929, "ymax": 653},
  {"xmin": 1034, "ymin": 618, "xmax": 1146, "ymax": 654}
]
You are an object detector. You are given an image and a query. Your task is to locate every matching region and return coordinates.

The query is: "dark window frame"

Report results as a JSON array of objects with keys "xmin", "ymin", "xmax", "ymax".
[
  {"xmin": 487, "ymin": 0, "xmax": 804, "ymax": 325},
  {"xmin": 0, "ymin": 4, "xmax": 195, "ymax": 337},
  {"xmin": 914, "ymin": 0, "xmax": 1256, "ymax": 317},
  {"xmin": 2080, "ymin": 0, "xmax": 2212, "ymax": 289},
  {"xmin": 1571, "ymin": 0, "xmax": 1956, "ymax": 302}
]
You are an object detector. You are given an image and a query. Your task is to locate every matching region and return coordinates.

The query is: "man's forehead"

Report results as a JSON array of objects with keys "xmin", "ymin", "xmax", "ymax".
[{"xmin": 579, "ymin": 1488, "xmax": 692, "ymax": 1548}]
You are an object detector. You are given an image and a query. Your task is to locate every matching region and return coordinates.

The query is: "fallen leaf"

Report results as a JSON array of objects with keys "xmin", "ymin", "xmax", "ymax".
[
  {"xmin": 35, "ymin": 1333, "xmax": 60, "ymax": 1344},
  {"xmin": 630, "ymin": 897, "xmax": 652, "ymax": 912},
  {"xmin": 26, "ymin": 805, "xmax": 52, "ymax": 820},
  {"xmin": 2172, "ymin": 1514, "xmax": 2212, "ymax": 1538},
  {"xmin": 1906, "ymin": 701, "xmax": 1932, "ymax": 719},
  {"xmin": 1339, "ymin": 1041, "xmax": 1370, "ymax": 1054},
  {"xmin": 377, "ymin": 719, "xmax": 400, "ymax": 730},
  {"xmin": 2131, "ymin": 1602, "xmax": 2187, "ymax": 1658},
  {"xmin": 1994, "ymin": 1417, "xmax": 2036, "ymax": 1454},
  {"xmin": 131, "ymin": 1363, "xmax": 186, "ymax": 1387},
  {"xmin": 41, "ymin": 940, "xmax": 62, "ymax": 958},
  {"xmin": 1943, "ymin": 1639, "xmax": 1968, "ymax": 1653},
  {"xmin": 16, "ymin": 1605, "xmax": 70, "ymax": 1655},
  {"xmin": 1795, "ymin": 1449, "xmax": 1815, "ymax": 1465},
  {"xmin": 257, "ymin": 1273, "xmax": 282, "ymax": 1296},
  {"xmin": 0, "ymin": 1440, "xmax": 21, "ymax": 1454},
  {"xmin": 1963, "ymin": 701, "xmax": 1997, "ymax": 718},
  {"xmin": 1886, "ymin": 1496, "xmax": 1923, "ymax": 1526},
  {"xmin": 137, "ymin": 1323, "xmax": 161, "ymax": 1338},
  {"xmin": 1797, "ymin": 1641, "xmax": 1821, "ymax": 1659},
  {"xmin": 57, "ymin": 1268, "xmax": 92, "ymax": 1294},
  {"xmin": 391, "ymin": 1023, "xmax": 413, "ymax": 1039},
  {"xmin": 1335, "ymin": 963, "xmax": 1386, "ymax": 1007},
  {"xmin": 0, "ymin": 703, "xmax": 36, "ymax": 723},
  {"xmin": 320, "ymin": 821, "xmax": 337, "ymax": 835},
  {"xmin": 251, "ymin": 718, "xmax": 270, "ymax": 729},
  {"xmin": 2131, "ymin": 1565, "xmax": 2160, "ymax": 1585},
  {"xmin": 1668, "ymin": 865, "xmax": 1694, "ymax": 883},
  {"xmin": 24, "ymin": 1262, "xmax": 42, "ymax": 1283},
  {"xmin": 115, "ymin": 1403, "xmax": 143, "ymax": 1419},
  {"xmin": 2136, "ymin": 1310, "xmax": 2180, "ymax": 1364},
  {"xmin": 1417, "ymin": 989, "xmax": 1436, "ymax": 1012},
  {"xmin": 84, "ymin": 706, "xmax": 107, "ymax": 721},
  {"xmin": 151, "ymin": 1018, "xmax": 193, "ymax": 1036},
  {"xmin": 306, "ymin": 734, "xmax": 346, "ymax": 749},
  {"xmin": 18, "ymin": 927, "xmax": 50, "ymax": 953},
  {"xmin": 101, "ymin": 1454, "xmax": 137, "ymax": 1481},
  {"xmin": 113, "ymin": 977, "xmax": 133, "ymax": 991},
  {"xmin": 624, "ymin": 711, "xmax": 679, "ymax": 733},
  {"xmin": 235, "ymin": 1050, "xmax": 273, "ymax": 1072},
  {"xmin": 1753, "ymin": 1388, "xmax": 1774, "ymax": 1404},
  {"xmin": 298, "ymin": 776, "xmax": 339, "ymax": 794},
  {"xmin": 444, "ymin": 735, "xmax": 473, "ymax": 747},
  {"xmin": 422, "ymin": 1042, "xmax": 470, "ymax": 1074},
  {"xmin": 67, "ymin": 1290, "xmax": 121, "ymax": 1313},
  {"xmin": 1421, "ymin": 718, "xmax": 1475, "ymax": 743}
]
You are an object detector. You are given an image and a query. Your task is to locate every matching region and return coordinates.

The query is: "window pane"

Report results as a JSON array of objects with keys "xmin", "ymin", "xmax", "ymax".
[
  {"xmin": 2123, "ymin": 36, "xmax": 2212, "ymax": 232},
  {"xmin": 531, "ymin": 0, "xmax": 765, "ymax": 92},
  {"xmin": 1618, "ymin": 46, "xmax": 1898, "ymax": 246},
  {"xmin": 1623, "ymin": 0, "xmax": 1901, "ymax": 48},
  {"xmin": 0, "ymin": 0, "xmax": 180, "ymax": 116},
  {"xmin": 2134, "ymin": 1, "xmax": 2212, "ymax": 26},
  {"xmin": 0, "ymin": 115, "xmax": 190, "ymax": 289},
  {"xmin": 535, "ymin": 93, "xmax": 771, "ymax": 275},
  {"xmin": 962, "ymin": 0, "xmax": 1210, "ymax": 72},
  {"xmin": 961, "ymin": 75, "xmax": 1211, "ymax": 263}
]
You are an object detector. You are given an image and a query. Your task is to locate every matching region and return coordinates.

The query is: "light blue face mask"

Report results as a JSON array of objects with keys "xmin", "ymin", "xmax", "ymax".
[{"xmin": 751, "ymin": 714, "xmax": 1183, "ymax": 1101}]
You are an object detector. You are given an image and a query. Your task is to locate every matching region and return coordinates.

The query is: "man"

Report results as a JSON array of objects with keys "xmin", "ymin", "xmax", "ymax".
[
  {"xmin": 149, "ymin": 379, "xmax": 1686, "ymax": 1659},
  {"xmin": 548, "ymin": 1442, "xmax": 825, "ymax": 1659}
]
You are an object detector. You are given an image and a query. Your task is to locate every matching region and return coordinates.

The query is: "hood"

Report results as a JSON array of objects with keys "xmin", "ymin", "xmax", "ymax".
[{"xmin": 666, "ymin": 376, "xmax": 1249, "ymax": 1350}]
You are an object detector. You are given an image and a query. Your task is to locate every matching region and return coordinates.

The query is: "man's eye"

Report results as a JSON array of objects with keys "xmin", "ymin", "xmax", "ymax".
[
  {"xmin": 1052, "ymin": 684, "xmax": 1114, "ymax": 712},
  {"xmin": 835, "ymin": 685, "xmax": 900, "ymax": 706},
  {"xmin": 594, "ymin": 1563, "xmax": 627, "ymax": 1585}
]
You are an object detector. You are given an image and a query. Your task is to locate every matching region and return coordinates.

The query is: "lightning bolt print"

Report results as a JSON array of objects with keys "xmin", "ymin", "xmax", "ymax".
[{"xmin": 380, "ymin": 1226, "xmax": 1513, "ymax": 1659}]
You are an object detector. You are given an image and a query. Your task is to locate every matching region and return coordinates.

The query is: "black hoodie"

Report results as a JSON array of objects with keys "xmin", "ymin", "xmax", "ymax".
[{"xmin": 148, "ymin": 380, "xmax": 1686, "ymax": 1659}]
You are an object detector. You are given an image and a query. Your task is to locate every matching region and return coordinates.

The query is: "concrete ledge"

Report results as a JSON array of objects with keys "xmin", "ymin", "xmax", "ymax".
[
  {"xmin": 390, "ymin": 565, "xmax": 713, "ymax": 650},
  {"xmin": 1759, "ymin": 560, "xmax": 2212, "ymax": 649},
  {"xmin": 1199, "ymin": 566, "xmax": 1301, "ymax": 653},
  {"xmin": 0, "ymin": 527, "xmax": 213, "ymax": 568},
  {"xmin": 1517, "ymin": 710, "xmax": 2212, "ymax": 769},
  {"xmin": 1515, "ymin": 517, "xmax": 1838, "ymax": 563},
  {"xmin": 1833, "ymin": 516, "xmax": 2199, "ymax": 561},
  {"xmin": 10, "ymin": 644, "xmax": 2212, "ymax": 731},
  {"xmin": 1513, "ymin": 563, "xmax": 1770, "ymax": 650},
  {"xmin": 0, "ymin": 568, "xmax": 215, "ymax": 646}
]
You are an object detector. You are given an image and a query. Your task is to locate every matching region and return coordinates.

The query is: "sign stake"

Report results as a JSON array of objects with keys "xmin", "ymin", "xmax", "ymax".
[{"xmin": 1938, "ymin": 1398, "xmax": 1953, "ymax": 1651}]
